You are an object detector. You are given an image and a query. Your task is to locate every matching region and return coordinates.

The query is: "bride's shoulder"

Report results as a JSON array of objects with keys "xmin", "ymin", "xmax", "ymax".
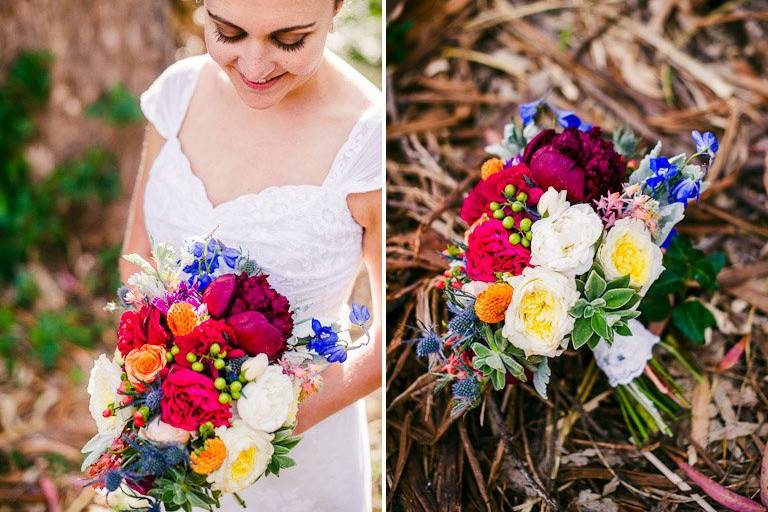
[{"xmin": 323, "ymin": 50, "xmax": 381, "ymax": 115}]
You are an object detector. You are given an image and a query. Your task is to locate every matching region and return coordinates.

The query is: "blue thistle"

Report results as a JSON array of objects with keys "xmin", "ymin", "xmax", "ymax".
[
  {"xmin": 105, "ymin": 470, "xmax": 122, "ymax": 492},
  {"xmin": 162, "ymin": 444, "xmax": 187, "ymax": 466},
  {"xmin": 226, "ymin": 356, "xmax": 249, "ymax": 382},
  {"xmin": 137, "ymin": 456, "xmax": 166, "ymax": 476},
  {"xmin": 447, "ymin": 301, "xmax": 480, "ymax": 342},
  {"xmin": 144, "ymin": 387, "xmax": 163, "ymax": 414},
  {"xmin": 415, "ymin": 328, "xmax": 441, "ymax": 357},
  {"xmin": 452, "ymin": 378, "xmax": 480, "ymax": 401}
]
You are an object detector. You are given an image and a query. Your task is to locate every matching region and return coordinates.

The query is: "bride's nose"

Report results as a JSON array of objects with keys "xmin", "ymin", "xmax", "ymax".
[{"xmin": 239, "ymin": 41, "xmax": 277, "ymax": 79}]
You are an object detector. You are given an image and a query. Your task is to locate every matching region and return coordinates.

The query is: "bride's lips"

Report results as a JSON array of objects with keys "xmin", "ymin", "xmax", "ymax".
[{"xmin": 238, "ymin": 71, "xmax": 286, "ymax": 91}]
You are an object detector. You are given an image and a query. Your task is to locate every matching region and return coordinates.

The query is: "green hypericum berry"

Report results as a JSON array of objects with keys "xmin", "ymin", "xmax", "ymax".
[
  {"xmin": 511, "ymin": 202, "xmax": 523, "ymax": 212},
  {"xmin": 210, "ymin": 343, "xmax": 221, "ymax": 355},
  {"xmin": 214, "ymin": 358, "xmax": 226, "ymax": 370},
  {"xmin": 239, "ymin": 373, "xmax": 248, "ymax": 383},
  {"xmin": 516, "ymin": 191, "xmax": 528, "ymax": 203},
  {"xmin": 525, "ymin": 231, "xmax": 533, "ymax": 240},
  {"xmin": 520, "ymin": 218, "xmax": 532, "ymax": 232},
  {"xmin": 504, "ymin": 184, "xmax": 516, "ymax": 196},
  {"xmin": 492, "ymin": 209, "xmax": 505, "ymax": 219},
  {"xmin": 521, "ymin": 238, "xmax": 531, "ymax": 248},
  {"xmin": 191, "ymin": 361, "xmax": 205, "ymax": 372},
  {"xmin": 139, "ymin": 405, "xmax": 150, "ymax": 417},
  {"xmin": 185, "ymin": 352, "xmax": 197, "ymax": 363},
  {"xmin": 231, "ymin": 391, "xmax": 241, "ymax": 400},
  {"xmin": 220, "ymin": 351, "xmax": 227, "ymax": 358},
  {"xmin": 214, "ymin": 377, "xmax": 227, "ymax": 390},
  {"xmin": 509, "ymin": 233, "xmax": 521, "ymax": 245},
  {"xmin": 121, "ymin": 373, "xmax": 128, "ymax": 381},
  {"xmin": 166, "ymin": 352, "xmax": 174, "ymax": 362},
  {"xmin": 170, "ymin": 345, "xmax": 180, "ymax": 355},
  {"xmin": 218, "ymin": 393, "xmax": 231, "ymax": 404},
  {"xmin": 489, "ymin": 201, "xmax": 500, "ymax": 211},
  {"xmin": 230, "ymin": 381, "xmax": 243, "ymax": 392},
  {"xmin": 502, "ymin": 216, "xmax": 515, "ymax": 229}
]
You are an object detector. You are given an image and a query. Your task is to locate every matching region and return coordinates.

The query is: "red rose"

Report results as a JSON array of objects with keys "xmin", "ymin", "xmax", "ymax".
[
  {"xmin": 460, "ymin": 163, "xmax": 541, "ymax": 226},
  {"xmin": 465, "ymin": 220, "xmax": 531, "ymax": 282},
  {"xmin": 173, "ymin": 319, "xmax": 245, "ymax": 368},
  {"xmin": 161, "ymin": 367, "xmax": 231, "ymax": 431},
  {"xmin": 117, "ymin": 309, "xmax": 147, "ymax": 357},
  {"xmin": 145, "ymin": 304, "xmax": 170, "ymax": 347},
  {"xmin": 522, "ymin": 127, "xmax": 624, "ymax": 203},
  {"xmin": 227, "ymin": 311, "xmax": 285, "ymax": 360}
]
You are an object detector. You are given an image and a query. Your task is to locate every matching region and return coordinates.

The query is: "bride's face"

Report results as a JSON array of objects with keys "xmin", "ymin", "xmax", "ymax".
[{"xmin": 204, "ymin": 0, "xmax": 339, "ymax": 110}]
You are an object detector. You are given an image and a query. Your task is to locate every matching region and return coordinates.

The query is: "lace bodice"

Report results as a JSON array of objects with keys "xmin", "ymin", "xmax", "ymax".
[{"xmin": 139, "ymin": 54, "xmax": 379, "ymax": 511}]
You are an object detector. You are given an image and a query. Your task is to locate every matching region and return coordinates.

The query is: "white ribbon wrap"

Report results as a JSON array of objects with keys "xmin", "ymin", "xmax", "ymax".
[{"xmin": 593, "ymin": 319, "xmax": 659, "ymax": 387}]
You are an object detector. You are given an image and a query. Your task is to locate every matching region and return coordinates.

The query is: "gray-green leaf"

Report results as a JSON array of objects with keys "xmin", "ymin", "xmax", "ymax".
[
  {"xmin": 603, "ymin": 288, "xmax": 636, "ymax": 309},
  {"xmin": 571, "ymin": 317, "xmax": 593, "ymax": 349},
  {"xmin": 585, "ymin": 271, "xmax": 607, "ymax": 301}
]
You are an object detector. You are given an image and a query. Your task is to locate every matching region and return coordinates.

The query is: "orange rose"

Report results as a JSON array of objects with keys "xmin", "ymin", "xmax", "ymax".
[{"xmin": 125, "ymin": 344, "xmax": 167, "ymax": 385}]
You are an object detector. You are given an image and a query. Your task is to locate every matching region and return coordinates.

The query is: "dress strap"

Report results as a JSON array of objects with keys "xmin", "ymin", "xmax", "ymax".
[
  {"xmin": 324, "ymin": 104, "xmax": 383, "ymax": 196},
  {"xmin": 139, "ymin": 54, "xmax": 208, "ymax": 140}
]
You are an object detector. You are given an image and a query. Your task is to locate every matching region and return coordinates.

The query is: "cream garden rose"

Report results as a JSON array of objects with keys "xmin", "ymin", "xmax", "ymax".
[
  {"xmin": 530, "ymin": 203, "xmax": 603, "ymax": 276},
  {"xmin": 502, "ymin": 267, "xmax": 580, "ymax": 357},
  {"xmin": 241, "ymin": 353, "xmax": 269, "ymax": 381},
  {"xmin": 536, "ymin": 186, "xmax": 570, "ymax": 218},
  {"xmin": 139, "ymin": 417, "xmax": 191, "ymax": 444},
  {"xmin": 237, "ymin": 365, "xmax": 294, "ymax": 432},
  {"xmin": 597, "ymin": 217, "xmax": 664, "ymax": 295},
  {"xmin": 207, "ymin": 421, "xmax": 274, "ymax": 493}
]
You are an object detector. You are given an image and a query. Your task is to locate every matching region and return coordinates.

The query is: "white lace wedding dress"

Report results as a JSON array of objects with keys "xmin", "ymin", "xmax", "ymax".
[{"xmin": 139, "ymin": 54, "xmax": 380, "ymax": 511}]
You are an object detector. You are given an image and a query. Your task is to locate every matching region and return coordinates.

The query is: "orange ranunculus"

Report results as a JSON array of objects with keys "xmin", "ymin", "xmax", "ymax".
[
  {"xmin": 125, "ymin": 344, "xmax": 167, "ymax": 385},
  {"xmin": 475, "ymin": 282, "xmax": 514, "ymax": 323},
  {"xmin": 190, "ymin": 437, "xmax": 227, "ymax": 474}
]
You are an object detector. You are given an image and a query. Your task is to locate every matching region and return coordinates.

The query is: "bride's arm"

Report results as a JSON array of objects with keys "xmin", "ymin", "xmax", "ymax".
[
  {"xmin": 293, "ymin": 189, "xmax": 383, "ymax": 434},
  {"xmin": 119, "ymin": 124, "xmax": 165, "ymax": 283}
]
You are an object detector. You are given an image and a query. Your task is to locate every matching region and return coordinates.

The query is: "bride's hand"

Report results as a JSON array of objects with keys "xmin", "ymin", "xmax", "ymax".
[{"xmin": 293, "ymin": 189, "xmax": 382, "ymax": 434}]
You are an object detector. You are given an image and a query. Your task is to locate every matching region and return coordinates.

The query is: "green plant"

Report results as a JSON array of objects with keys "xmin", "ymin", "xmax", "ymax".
[
  {"xmin": 570, "ymin": 269, "xmax": 642, "ymax": 349},
  {"xmin": 640, "ymin": 234, "xmax": 725, "ymax": 343},
  {"xmin": 86, "ymin": 84, "xmax": 143, "ymax": 126}
]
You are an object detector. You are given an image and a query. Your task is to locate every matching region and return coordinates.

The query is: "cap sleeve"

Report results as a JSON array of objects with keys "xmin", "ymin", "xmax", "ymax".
[
  {"xmin": 328, "ymin": 105, "xmax": 383, "ymax": 196},
  {"xmin": 139, "ymin": 55, "xmax": 208, "ymax": 140}
]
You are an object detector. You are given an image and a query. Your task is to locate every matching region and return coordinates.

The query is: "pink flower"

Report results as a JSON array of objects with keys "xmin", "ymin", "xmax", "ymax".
[
  {"xmin": 522, "ymin": 127, "xmax": 625, "ymax": 203},
  {"xmin": 161, "ymin": 367, "xmax": 232, "ymax": 431},
  {"xmin": 465, "ymin": 220, "xmax": 531, "ymax": 282}
]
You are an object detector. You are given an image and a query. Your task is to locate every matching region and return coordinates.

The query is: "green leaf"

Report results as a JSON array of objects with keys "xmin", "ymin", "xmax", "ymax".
[
  {"xmin": 603, "ymin": 288, "xmax": 636, "ymax": 309},
  {"xmin": 575, "ymin": 279, "xmax": 585, "ymax": 293},
  {"xmin": 671, "ymin": 300, "xmax": 716, "ymax": 344},
  {"xmin": 590, "ymin": 298, "xmax": 606, "ymax": 308},
  {"xmin": 571, "ymin": 317, "xmax": 593, "ymax": 349},
  {"xmin": 470, "ymin": 342, "xmax": 493, "ymax": 358},
  {"xmin": 490, "ymin": 370, "xmax": 506, "ymax": 391},
  {"xmin": 587, "ymin": 333, "xmax": 602, "ymax": 349},
  {"xmin": 583, "ymin": 305, "xmax": 595, "ymax": 318},
  {"xmin": 585, "ymin": 271, "xmax": 607, "ymax": 301},
  {"xmin": 591, "ymin": 313, "xmax": 610, "ymax": 341},
  {"xmin": 606, "ymin": 274, "xmax": 631, "ymax": 291},
  {"xmin": 569, "ymin": 298, "xmax": 589, "ymax": 318},
  {"xmin": 647, "ymin": 270, "xmax": 683, "ymax": 296},
  {"xmin": 639, "ymin": 293, "xmax": 671, "ymax": 322},
  {"xmin": 615, "ymin": 323, "xmax": 632, "ymax": 336}
]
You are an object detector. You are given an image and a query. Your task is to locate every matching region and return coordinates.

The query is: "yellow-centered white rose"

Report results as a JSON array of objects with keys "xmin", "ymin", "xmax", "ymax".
[
  {"xmin": 237, "ymin": 365, "xmax": 294, "ymax": 432},
  {"xmin": 207, "ymin": 422, "xmax": 274, "ymax": 493},
  {"xmin": 597, "ymin": 218, "xmax": 664, "ymax": 295},
  {"xmin": 502, "ymin": 267, "xmax": 580, "ymax": 357},
  {"xmin": 530, "ymin": 203, "xmax": 603, "ymax": 276}
]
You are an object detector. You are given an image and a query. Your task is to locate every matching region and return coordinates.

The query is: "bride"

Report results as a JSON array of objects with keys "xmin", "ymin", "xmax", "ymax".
[{"xmin": 118, "ymin": 0, "xmax": 381, "ymax": 510}]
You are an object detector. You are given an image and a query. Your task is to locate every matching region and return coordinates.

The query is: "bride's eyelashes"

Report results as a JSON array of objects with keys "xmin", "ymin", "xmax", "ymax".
[{"xmin": 213, "ymin": 27, "xmax": 309, "ymax": 52}]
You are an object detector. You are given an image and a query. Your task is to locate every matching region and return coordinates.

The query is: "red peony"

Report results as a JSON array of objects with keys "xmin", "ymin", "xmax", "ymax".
[
  {"xmin": 465, "ymin": 220, "xmax": 531, "ymax": 282},
  {"xmin": 522, "ymin": 127, "xmax": 625, "ymax": 203},
  {"xmin": 173, "ymin": 319, "xmax": 245, "ymax": 368},
  {"xmin": 203, "ymin": 273, "xmax": 294, "ymax": 339},
  {"xmin": 460, "ymin": 162, "xmax": 542, "ymax": 226},
  {"xmin": 117, "ymin": 304, "xmax": 171, "ymax": 357},
  {"xmin": 161, "ymin": 367, "xmax": 231, "ymax": 431},
  {"xmin": 227, "ymin": 311, "xmax": 285, "ymax": 360}
]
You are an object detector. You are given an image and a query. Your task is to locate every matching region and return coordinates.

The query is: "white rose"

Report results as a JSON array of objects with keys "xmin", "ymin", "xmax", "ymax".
[
  {"xmin": 530, "ymin": 203, "xmax": 603, "ymax": 276},
  {"xmin": 241, "ymin": 353, "xmax": 269, "ymax": 381},
  {"xmin": 207, "ymin": 421, "xmax": 274, "ymax": 493},
  {"xmin": 536, "ymin": 187, "xmax": 570, "ymax": 218},
  {"xmin": 284, "ymin": 381, "xmax": 302, "ymax": 427},
  {"xmin": 87, "ymin": 355, "xmax": 131, "ymax": 435},
  {"xmin": 139, "ymin": 417, "xmax": 191, "ymax": 444},
  {"xmin": 597, "ymin": 218, "xmax": 664, "ymax": 295},
  {"xmin": 502, "ymin": 267, "xmax": 580, "ymax": 357},
  {"xmin": 237, "ymin": 365, "xmax": 294, "ymax": 432}
]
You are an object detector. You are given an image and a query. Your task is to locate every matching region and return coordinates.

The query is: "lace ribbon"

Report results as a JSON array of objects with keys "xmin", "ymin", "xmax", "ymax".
[{"xmin": 593, "ymin": 319, "xmax": 659, "ymax": 387}]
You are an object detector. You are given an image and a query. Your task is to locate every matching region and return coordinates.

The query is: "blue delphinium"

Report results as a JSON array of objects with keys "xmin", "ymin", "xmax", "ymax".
[
  {"xmin": 349, "ymin": 304, "xmax": 371, "ymax": 326},
  {"xmin": 519, "ymin": 98, "xmax": 545, "ymax": 125},
  {"xmin": 307, "ymin": 319, "xmax": 347, "ymax": 363},
  {"xmin": 222, "ymin": 246, "xmax": 240, "ymax": 269},
  {"xmin": 645, "ymin": 157, "xmax": 679, "ymax": 191},
  {"xmin": 691, "ymin": 130, "xmax": 718, "ymax": 161},
  {"xmin": 671, "ymin": 177, "xmax": 701, "ymax": 204}
]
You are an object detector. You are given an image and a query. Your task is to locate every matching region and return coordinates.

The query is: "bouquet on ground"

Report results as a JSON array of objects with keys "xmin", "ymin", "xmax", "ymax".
[
  {"xmin": 82, "ymin": 236, "xmax": 371, "ymax": 511},
  {"xmin": 415, "ymin": 97, "xmax": 719, "ymax": 442}
]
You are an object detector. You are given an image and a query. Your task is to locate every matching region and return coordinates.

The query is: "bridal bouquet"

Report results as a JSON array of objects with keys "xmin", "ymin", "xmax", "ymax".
[
  {"xmin": 415, "ymin": 98, "xmax": 719, "ymax": 441},
  {"xmin": 82, "ymin": 237, "xmax": 371, "ymax": 511}
]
